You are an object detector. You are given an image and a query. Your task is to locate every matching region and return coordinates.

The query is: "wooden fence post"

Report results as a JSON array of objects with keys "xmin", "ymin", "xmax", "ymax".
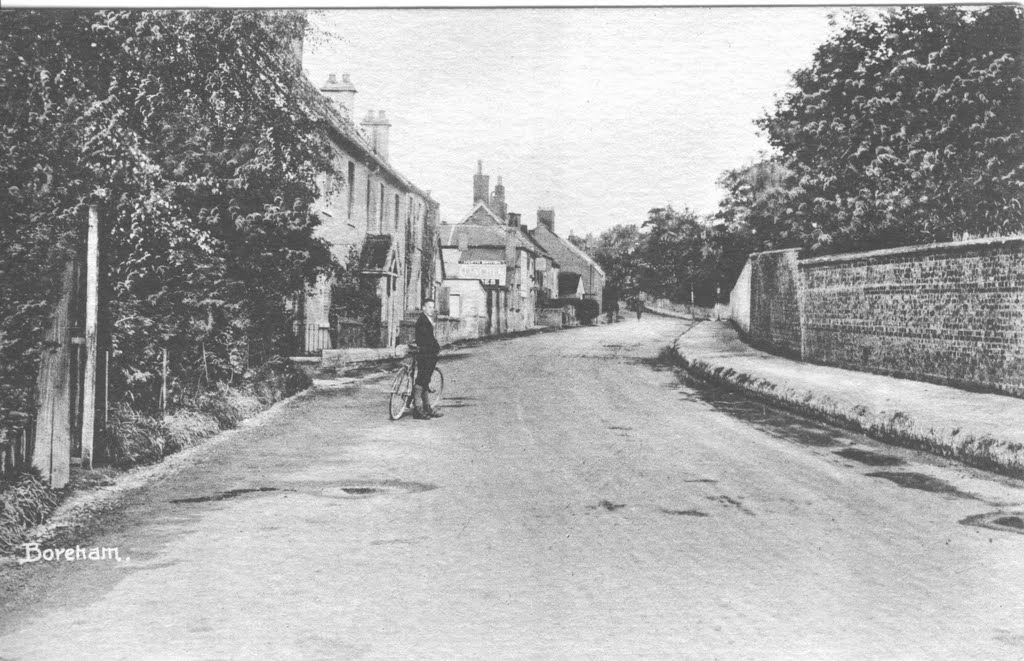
[
  {"xmin": 161, "ymin": 348, "xmax": 168, "ymax": 415},
  {"xmin": 105, "ymin": 350, "xmax": 110, "ymax": 426},
  {"xmin": 80, "ymin": 205, "xmax": 100, "ymax": 470}
]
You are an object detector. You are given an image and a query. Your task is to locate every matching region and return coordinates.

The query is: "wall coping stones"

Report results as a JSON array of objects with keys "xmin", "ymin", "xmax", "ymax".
[
  {"xmin": 799, "ymin": 234, "xmax": 1024, "ymax": 268},
  {"xmin": 753, "ymin": 247, "xmax": 802, "ymax": 257}
]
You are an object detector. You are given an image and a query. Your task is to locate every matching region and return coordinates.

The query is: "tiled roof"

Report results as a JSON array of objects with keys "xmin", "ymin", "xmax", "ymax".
[
  {"xmin": 460, "ymin": 247, "xmax": 506, "ymax": 262},
  {"xmin": 531, "ymin": 225, "xmax": 606, "ymax": 278},
  {"xmin": 440, "ymin": 223, "xmax": 506, "ymax": 248},
  {"xmin": 440, "ymin": 220, "xmax": 554, "ymax": 263},
  {"xmin": 299, "ymin": 76, "xmax": 430, "ymax": 200}
]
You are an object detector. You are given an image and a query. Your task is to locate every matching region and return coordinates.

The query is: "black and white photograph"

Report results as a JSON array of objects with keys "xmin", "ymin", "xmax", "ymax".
[{"xmin": 0, "ymin": 4, "xmax": 1023, "ymax": 658}]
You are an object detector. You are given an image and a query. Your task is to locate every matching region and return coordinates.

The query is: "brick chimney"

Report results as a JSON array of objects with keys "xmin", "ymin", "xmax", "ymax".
[
  {"xmin": 505, "ymin": 227, "xmax": 516, "ymax": 264},
  {"xmin": 473, "ymin": 160, "xmax": 490, "ymax": 206},
  {"xmin": 508, "ymin": 212, "xmax": 521, "ymax": 228},
  {"xmin": 491, "ymin": 175, "xmax": 507, "ymax": 221},
  {"xmin": 360, "ymin": 110, "xmax": 391, "ymax": 160},
  {"xmin": 320, "ymin": 73, "xmax": 357, "ymax": 119},
  {"xmin": 537, "ymin": 208, "xmax": 555, "ymax": 233}
]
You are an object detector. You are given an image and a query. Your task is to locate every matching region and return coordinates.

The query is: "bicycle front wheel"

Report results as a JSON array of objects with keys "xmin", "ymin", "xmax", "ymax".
[
  {"xmin": 427, "ymin": 367, "xmax": 444, "ymax": 405},
  {"xmin": 389, "ymin": 365, "xmax": 412, "ymax": 420}
]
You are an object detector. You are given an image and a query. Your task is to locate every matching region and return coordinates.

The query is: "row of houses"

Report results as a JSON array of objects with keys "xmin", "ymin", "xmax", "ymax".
[{"xmin": 295, "ymin": 72, "xmax": 606, "ymax": 352}]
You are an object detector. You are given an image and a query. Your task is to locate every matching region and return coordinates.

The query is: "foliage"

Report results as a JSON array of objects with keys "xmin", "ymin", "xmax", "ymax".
[
  {"xmin": 574, "ymin": 298, "xmax": 601, "ymax": 325},
  {"xmin": 576, "ymin": 225, "xmax": 642, "ymax": 307},
  {"xmin": 706, "ymin": 158, "xmax": 794, "ymax": 292},
  {"xmin": 330, "ymin": 246, "xmax": 383, "ymax": 347},
  {"xmin": 0, "ymin": 10, "xmax": 338, "ymax": 435},
  {"xmin": 104, "ymin": 356, "xmax": 309, "ymax": 467},
  {"xmin": 545, "ymin": 298, "xmax": 597, "ymax": 325},
  {"xmin": 637, "ymin": 206, "xmax": 721, "ymax": 305},
  {"xmin": 0, "ymin": 471, "xmax": 62, "ymax": 555},
  {"xmin": 758, "ymin": 6, "xmax": 1024, "ymax": 254}
]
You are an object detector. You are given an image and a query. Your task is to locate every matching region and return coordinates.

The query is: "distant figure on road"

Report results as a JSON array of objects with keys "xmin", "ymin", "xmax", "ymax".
[
  {"xmin": 414, "ymin": 299, "xmax": 443, "ymax": 419},
  {"xmin": 636, "ymin": 298, "xmax": 645, "ymax": 320}
]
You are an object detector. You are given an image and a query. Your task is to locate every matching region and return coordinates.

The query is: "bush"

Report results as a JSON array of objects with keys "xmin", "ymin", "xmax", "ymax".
[
  {"xmin": 574, "ymin": 298, "xmax": 601, "ymax": 325},
  {"xmin": 163, "ymin": 410, "xmax": 221, "ymax": 453},
  {"xmin": 104, "ymin": 404, "xmax": 170, "ymax": 468},
  {"xmin": 0, "ymin": 471, "xmax": 63, "ymax": 554},
  {"xmin": 247, "ymin": 357, "xmax": 311, "ymax": 405},
  {"xmin": 547, "ymin": 297, "xmax": 601, "ymax": 325},
  {"xmin": 102, "ymin": 357, "xmax": 310, "ymax": 469}
]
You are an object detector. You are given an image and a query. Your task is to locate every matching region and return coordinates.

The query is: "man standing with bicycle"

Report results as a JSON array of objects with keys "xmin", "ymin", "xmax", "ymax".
[{"xmin": 413, "ymin": 299, "xmax": 443, "ymax": 419}]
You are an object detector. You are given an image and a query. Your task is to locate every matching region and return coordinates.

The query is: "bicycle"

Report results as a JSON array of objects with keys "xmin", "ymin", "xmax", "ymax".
[{"xmin": 388, "ymin": 345, "xmax": 444, "ymax": 421}]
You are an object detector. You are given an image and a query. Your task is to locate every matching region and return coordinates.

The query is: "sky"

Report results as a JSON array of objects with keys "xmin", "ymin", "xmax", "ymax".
[{"xmin": 304, "ymin": 7, "xmax": 841, "ymax": 236}]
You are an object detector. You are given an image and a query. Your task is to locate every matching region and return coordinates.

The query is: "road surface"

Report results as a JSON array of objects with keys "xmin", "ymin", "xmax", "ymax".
[{"xmin": 1, "ymin": 316, "xmax": 1023, "ymax": 659}]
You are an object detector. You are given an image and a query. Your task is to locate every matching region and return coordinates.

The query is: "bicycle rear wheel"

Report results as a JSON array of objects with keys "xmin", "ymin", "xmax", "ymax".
[
  {"xmin": 427, "ymin": 367, "xmax": 444, "ymax": 405},
  {"xmin": 389, "ymin": 365, "xmax": 412, "ymax": 420}
]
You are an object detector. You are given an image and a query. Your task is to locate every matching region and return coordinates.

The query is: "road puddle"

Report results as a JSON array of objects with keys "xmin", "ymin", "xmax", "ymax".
[
  {"xmin": 170, "ymin": 487, "xmax": 284, "ymax": 504},
  {"xmin": 588, "ymin": 499, "xmax": 625, "ymax": 511},
  {"xmin": 866, "ymin": 471, "xmax": 978, "ymax": 499},
  {"xmin": 960, "ymin": 511, "xmax": 1024, "ymax": 535},
  {"xmin": 316, "ymin": 480, "xmax": 438, "ymax": 499},
  {"xmin": 660, "ymin": 508, "xmax": 709, "ymax": 517},
  {"xmin": 834, "ymin": 448, "xmax": 905, "ymax": 467},
  {"xmin": 708, "ymin": 495, "xmax": 755, "ymax": 515}
]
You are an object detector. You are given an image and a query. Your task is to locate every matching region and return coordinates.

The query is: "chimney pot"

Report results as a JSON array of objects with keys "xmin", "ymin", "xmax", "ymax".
[
  {"xmin": 321, "ymin": 73, "xmax": 357, "ymax": 118},
  {"xmin": 473, "ymin": 161, "xmax": 490, "ymax": 206},
  {"xmin": 537, "ymin": 208, "xmax": 555, "ymax": 233},
  {"xmin": 360, "ymin": 109, "xmax": 390, "ymax": 160}
]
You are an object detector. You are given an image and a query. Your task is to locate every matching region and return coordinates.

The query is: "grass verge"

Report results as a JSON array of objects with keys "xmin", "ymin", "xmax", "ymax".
[
  {"xmin": 0, "ymin": 358, "xmax": 310, "ymax": 555},
  {"xmin": 666, "ymin": 343, "xmax": 1024, "ymax": 480}
]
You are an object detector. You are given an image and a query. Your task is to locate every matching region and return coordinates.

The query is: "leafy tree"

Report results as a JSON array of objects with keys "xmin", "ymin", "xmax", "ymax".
[
  {"xmin": 330, "ymin": 246, "xmax": 382, "ymax": 348},
  {"xmin": 759, "ymin": 6, "xmax": 1024, "ymax": 253},
  {"xmin": 583, "ymin": 224, "xmax": 643, "ymax": 307},
  {"xmin": 0, "ymin": 9, "xmax": 337, "ymax": 429},
  {"xmin": 708, "ymin": 158, "xmax": 793, "ymax": 292},
  {"xmin": 638, "ymin": 206, "xmax": 718, "ymax": 305}
]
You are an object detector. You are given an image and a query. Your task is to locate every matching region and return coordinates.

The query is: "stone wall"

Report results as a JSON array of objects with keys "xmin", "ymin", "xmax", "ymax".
[
  {"xmin": 728, "ymin": 260, "xmax": 752, "ymax": 334},
  {"xmin": 799, "ymin": 236, "xmax": 1024, "ymax": 397},
  {"xmin": 748, "ymin": 248, "xmax": 802, "ymax": 358},
  {"xmin": 537, "ymin": 307, "xmax": 575, "ymax": 328}
]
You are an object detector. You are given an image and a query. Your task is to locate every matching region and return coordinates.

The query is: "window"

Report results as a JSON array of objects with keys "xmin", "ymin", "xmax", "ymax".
[
  {"xmin": 379, "ymin": 184, "xmax": 385, "ymax": 233},
  {"xmin": 347, "ymin": 162, "xmax": 355, "ymax": 219},
  {"xmin": 394, "ymin": 194, "xmax": 400, "ymax": 230},
  {"xmin": 365, "ymin": 176, "xmax": 372, "ymax": 229}
]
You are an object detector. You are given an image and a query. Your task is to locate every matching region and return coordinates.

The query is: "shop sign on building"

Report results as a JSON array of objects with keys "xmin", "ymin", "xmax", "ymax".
[{"xmin": 458, "ymin": 262, "xmax": 506, "ymax": 285}]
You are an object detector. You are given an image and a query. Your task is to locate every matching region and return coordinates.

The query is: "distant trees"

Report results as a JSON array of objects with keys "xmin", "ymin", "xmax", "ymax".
[
  {"xmin": 0, "ymin": 10, "xmax": 337, "ymax": 429},
  {"xmin": 758, "ymin": 5, "xmax": 1024, "ymax": 253},
  {"xmin": 580, "ymin": 6, "xmax": 1023, "ymax": 306}
]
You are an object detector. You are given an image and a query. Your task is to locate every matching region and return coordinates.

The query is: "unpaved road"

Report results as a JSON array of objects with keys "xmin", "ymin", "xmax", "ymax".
[{"xmin": 2, "ymin": 316, "xmax": 1024, "ymax": 659}]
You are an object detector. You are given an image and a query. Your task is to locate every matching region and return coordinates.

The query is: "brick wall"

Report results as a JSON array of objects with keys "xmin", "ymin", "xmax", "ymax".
[
  {"xmin": 748, "ymin": 249, "xmax": 802, "ymax": 358},
  {"xmin": 728, "ymin": 260, "xmax": 752, "ymax": 335},
  {"xmin": 799, "ymin": 236, "xmax": 1024, "ymax": 397}
]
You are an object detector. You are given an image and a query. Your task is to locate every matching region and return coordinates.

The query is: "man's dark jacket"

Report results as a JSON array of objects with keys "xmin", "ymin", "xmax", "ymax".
[{"xmin": 415, "ymin": 313, "xmax": 440, "ymax": 356}]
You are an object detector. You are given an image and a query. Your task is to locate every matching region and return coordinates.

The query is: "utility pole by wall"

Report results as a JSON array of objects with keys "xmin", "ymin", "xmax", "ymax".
[{"xmin": 80, "ymin": 205, "xmax": 100, "ymax": 470}]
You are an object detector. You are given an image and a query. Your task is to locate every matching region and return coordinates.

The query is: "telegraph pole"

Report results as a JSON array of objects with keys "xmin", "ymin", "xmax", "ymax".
[{"xmin": 80, "ymin": 204, "xmax": 100, "ymax": 470}]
